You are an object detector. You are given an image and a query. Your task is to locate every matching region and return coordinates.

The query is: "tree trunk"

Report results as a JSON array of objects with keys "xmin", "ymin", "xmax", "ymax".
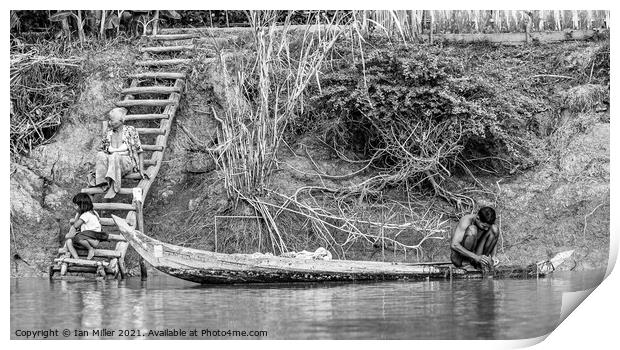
[
  {"xmin": 153, "ymin": 10, "xmax": 159, "ymax": 35},
  {"xmin": 429, "ymin": 11, "xmax": 434, "ymax": 44},
  {"xmin": 117, "ymin": 11, "xmax": 122, "ymax": 37},
  {"xmin": 76, "ymin": 10, "xmax": 85, "ymax": 44},
  {"xmin": 61, "ymin": 17, "xmax": 71, "ymax": 39},
  {"xmin": 100, "ymin": 10, "xmax": 106, "ymax": 39}
]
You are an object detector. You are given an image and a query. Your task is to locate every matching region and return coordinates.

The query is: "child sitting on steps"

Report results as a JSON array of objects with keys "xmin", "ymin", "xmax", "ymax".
[{"xmin": 64, "ymin": 193, "xmax": 109, "ymax": 260}]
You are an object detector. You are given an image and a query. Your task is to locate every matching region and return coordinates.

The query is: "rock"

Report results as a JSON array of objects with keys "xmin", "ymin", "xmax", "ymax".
[
  {"xmin": 43, "ymin": 185, "xmax": 68, "ymax": 210},
  {"xmin": 241, "ymin": 205, "xmax": 254, "ymax": 216},
  {"xmin": 186, "ymin": 156, "xmax": 216, "ymax": 174},
  {"xmin": 188, "ymin": 198, "xmax": 202, "ymax": 211},
  {"xmin": 10, "ymin": 164, "xmax": 45, "ymax": 222},
  {"xmin": 161, "ymin": 189, "xmax": 174, "ymax": 200}
]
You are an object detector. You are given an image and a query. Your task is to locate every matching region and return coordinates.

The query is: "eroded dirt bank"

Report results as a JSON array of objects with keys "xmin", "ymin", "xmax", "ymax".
[{"xmin": 10, "ymin": 33, "xmax": 609, "ymax": 277}]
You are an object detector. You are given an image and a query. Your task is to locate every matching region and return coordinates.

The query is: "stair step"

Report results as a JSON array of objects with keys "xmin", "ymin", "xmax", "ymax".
[
  {"xmin": 148, "ymin": 34, "xmax": 198, "ymax": 41},
  {"xmin": 123, "ymin": 166, "xmax": 157, "ymax": 180},
  {"xmin": 142, "ymin": 144, "xmax": 165, "ymax": 152},
  {"xmin": 58, "ymin": 247, "xmax": 122, "ymax": 258},
  {"xmin": 99, "ymin": 217, "xmax": 115, "ymax": 226},
  {"xmin": 135, "ymin": 59, "xmax": 192, "ymax": 67},
  {"xmin": 116, "ymin": 99, "xmax": 176, "ymax": 108},
  {"xmin": 121, "ymin": 86, "xmax": 181, "ymax": 95},
  {"xmin": 136, "ymin": 127, "xmax": 166, "ymax": 135},
  {"xmin": 54, "ymin": 257, "xmax": 110, "ymax": 267},
  {"xmin": 123, "ymin": 113, "xmax": 169, "ymax": 121},
  {"xmin": 82, "ymin": 187, "xmax": 134, "ymax": 195},
  {"xmin": 51, "ymin": 265, "xmax": 99, "ymax": 274},
  {"xmin": 123, "ymin": 172, "xmax": 144, "ymax": 180},
  {"xmin": 128, "ymin": 72, "xmax": 186, "ymax": 80},
  {"xmin": 93, "ymin": 202, "xmax": 136, "ymax": 211},
  {"xmin": 144, "ymin": 159, "xmax": 158, "ymax": 166},
  {"xmin": 107, "ymin": 233, "xmax": 126, "ymax": 241},
  {"xmin": 140, "ymin": 45, "xmax": 195, "ymax": 53},
  {"xmin": 160, "ymin": 27, "xmax": 206, "ymax": 34}
]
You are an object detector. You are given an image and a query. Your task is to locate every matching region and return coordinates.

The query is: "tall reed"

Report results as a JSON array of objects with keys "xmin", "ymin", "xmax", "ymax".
[{"xmin": 213, "ymin": 10, "xmax": 346, "ymax": 199}]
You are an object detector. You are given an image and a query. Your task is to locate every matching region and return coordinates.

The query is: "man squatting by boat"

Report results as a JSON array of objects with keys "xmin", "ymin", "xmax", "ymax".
[{"xmin": 451, "ymin": 207, "xmax": 500, "ymax": 270}]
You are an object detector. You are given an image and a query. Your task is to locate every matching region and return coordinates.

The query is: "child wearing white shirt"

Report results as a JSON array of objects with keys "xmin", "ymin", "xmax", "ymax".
[{"xmin": 64, "ymin": 193, "xmax": 109, "ymax": 260}]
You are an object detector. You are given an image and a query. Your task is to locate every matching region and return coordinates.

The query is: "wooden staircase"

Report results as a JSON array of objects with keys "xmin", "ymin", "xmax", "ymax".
[{"xmin": 50, "ymin": 29, "xmax": 198, "ymax": 280}]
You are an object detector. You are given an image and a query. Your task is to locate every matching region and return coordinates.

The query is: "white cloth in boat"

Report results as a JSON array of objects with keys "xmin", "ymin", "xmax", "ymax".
[{"xmin": 279, "ymin": 247, "xmax": 332, "ymax": 260}]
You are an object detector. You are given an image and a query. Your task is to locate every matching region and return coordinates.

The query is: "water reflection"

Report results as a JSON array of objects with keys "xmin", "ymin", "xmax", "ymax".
[{"xmin": 11, "ymin": 270, "xmax": 605, "ymax": 340}]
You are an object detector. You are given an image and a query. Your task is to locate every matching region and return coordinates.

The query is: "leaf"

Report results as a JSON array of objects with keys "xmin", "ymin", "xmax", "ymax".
[
  {"xmin": 49, "ymin": 11, "xmax": 72, "ymax": 22},
  {"xmin": 161, "ymin": 10, "xmax": 181, "ymax": 20},
  {"xmin": 10, "ymin": 11, "xmax": 20, "ymax": 30},
  {"xmin": 105, "ymin": 14, "xmax": 120, "ymax": 29}
]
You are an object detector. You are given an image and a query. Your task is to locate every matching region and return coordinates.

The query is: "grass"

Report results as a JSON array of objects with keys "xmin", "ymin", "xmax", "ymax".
[
  {"xmin": 561, "ymin": 84, "xmax": 608, "ymax": 113},
  {"xmin": 10, "ymin": 49, "xmax": 84, "ymax": 155}
]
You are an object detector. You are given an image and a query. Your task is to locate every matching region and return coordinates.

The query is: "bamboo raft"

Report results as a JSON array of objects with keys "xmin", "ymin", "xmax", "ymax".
[
  {"xmin": 50, "ymin": 28, "xmax": 195, "ymax": 280},
  {"xmin": 112, "ymin": 215, "xmax": 574, "ymax": 284}
]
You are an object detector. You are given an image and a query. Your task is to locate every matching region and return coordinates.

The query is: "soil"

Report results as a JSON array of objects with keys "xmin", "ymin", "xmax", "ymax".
[{"xmin": 10, "ymin": 32, "xmax": 610, "ymax": 277}]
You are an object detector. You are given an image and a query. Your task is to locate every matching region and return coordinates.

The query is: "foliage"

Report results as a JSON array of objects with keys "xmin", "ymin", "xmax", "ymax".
[
  {"xmin": 302, "ymin": 44, "xmax": 539, "ymax": 200},
  {"xmin": 10, "ymin": 43, "xmax": 84, "ymax": 155},
  {"xmin": 560, "ymin": 84, "xmax": 609, "ymax": 113},
  {"xmin": 10, "ymin": 10, "xmax": 181, "ymax": 42},
  {"xmin": 212, "ymin": 11, "xmax": 347, "ymax": 200},
  {"xmin": 164, "ymin": 10, "xmax": 343, "ymax": 28}
]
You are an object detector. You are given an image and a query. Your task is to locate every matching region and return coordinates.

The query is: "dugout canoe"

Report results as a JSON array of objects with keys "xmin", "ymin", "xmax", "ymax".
[{"xmin": 112, "ymin": 215, "xmax": 574, "ymax": 284}]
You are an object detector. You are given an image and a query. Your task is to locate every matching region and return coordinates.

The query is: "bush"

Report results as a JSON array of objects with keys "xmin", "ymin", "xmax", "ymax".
[
  {"xmin": 301, "ymin": 44, "xmax": 539, "ymax": 191},
  {"xmin": 10, "ymin": 43, "xmax": 84, "ymax": 155}
]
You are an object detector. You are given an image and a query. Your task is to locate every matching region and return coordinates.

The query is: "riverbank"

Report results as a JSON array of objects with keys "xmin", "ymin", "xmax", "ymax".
[{"xmin": 10, "ymin": 30, "xmax": 609, "ymax": 277}]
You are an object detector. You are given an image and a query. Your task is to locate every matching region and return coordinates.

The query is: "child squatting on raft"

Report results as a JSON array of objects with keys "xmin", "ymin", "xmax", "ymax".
[{"xmin": 64, "ymin": 193, "xmax": 109, "ymax": 260}]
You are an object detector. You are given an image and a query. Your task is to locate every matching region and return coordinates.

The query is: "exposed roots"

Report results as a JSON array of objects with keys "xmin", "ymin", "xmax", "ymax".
[{"xmin": 234, "ymin": 186, "xmax": 448, "ymax": 260}]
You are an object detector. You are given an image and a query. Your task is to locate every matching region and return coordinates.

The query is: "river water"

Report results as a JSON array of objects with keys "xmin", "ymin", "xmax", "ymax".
[{"xmin": 11, "ymin": 270, "xmax": 605, "ymax": 340}]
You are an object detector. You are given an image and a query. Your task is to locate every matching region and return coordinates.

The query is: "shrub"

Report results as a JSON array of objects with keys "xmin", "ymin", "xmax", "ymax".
[{"xmin": 302, "ymin": 45, "xmax": 539, "ymax": 197}]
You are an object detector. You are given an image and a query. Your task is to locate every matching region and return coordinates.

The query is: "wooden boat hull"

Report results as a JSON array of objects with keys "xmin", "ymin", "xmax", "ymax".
[{"xmin": 112, "ymin": 215, "xmax": 572, "ymax": 284}]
